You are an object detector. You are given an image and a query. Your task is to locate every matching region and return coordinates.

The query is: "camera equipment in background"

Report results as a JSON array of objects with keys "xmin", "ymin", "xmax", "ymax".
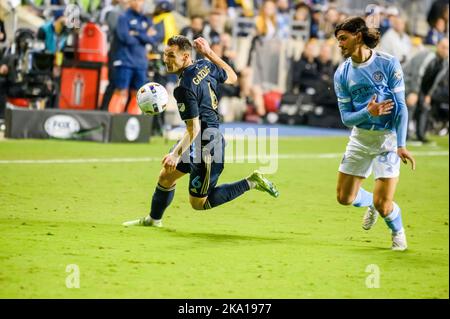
[{"xmin": 6, "ymin": 28, "xmax": 55, "ymax": 100}]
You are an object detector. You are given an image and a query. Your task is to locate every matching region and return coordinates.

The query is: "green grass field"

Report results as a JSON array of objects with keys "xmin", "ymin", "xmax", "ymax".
[{"xmin": 0, "ymin": 135, "xmax": 448, "ymax": 298}]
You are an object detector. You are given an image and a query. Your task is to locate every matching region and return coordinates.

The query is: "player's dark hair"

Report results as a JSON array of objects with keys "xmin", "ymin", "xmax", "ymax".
[
  {"xmin": 167, "ymin": 35, "xmax": 193, "ymax": 52},
  {"xmin": 334, "ymin": 17, "xmax": 380, "ymax": 49}
]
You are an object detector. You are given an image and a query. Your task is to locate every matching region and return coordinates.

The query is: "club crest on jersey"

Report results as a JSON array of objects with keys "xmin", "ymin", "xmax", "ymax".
[
  {"xmin": 178, "ymin": 103, "xmax": 186, "ymax": 112},
  {"xmin": 372, "ymin": 71, "xmax": 384, "ymax": 82}
]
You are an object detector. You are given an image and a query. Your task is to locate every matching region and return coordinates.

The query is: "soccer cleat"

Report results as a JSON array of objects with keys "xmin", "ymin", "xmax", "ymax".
[
  {"xmin": 391, "ymin": 229, "xmax": 407, "ymax": 251},
  {"xmin": 122, "ymin": 216, "xmax": 163, "ymax": 228},
  {"xmin": 362, "ymin": 206, "xmax": 379, "ymax": 230},
  {"xmin": 247, "ymin": 170, "xmax": 279, "ymax": 198}
]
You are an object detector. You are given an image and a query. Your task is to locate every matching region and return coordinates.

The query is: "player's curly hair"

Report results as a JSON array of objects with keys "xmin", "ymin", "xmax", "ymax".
[
  {"xmin": 167, "ymin": 35, "xmax": 193, "ymax": 52},
  {"xmin": 334, "ymin": 17, "xmax": 380, "ymax": 49}
]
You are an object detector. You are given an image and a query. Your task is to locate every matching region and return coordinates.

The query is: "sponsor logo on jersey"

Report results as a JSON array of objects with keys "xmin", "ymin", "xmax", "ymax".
[{"xmin": 394, "ymin": 70, "xmax": 402, "ymax": 80}]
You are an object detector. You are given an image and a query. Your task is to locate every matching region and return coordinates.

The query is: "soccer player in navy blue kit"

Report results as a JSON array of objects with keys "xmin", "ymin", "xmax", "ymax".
[
  {"xmin": 124, "ymin": 35, "xmax": 279, "ymax": 228},
  {"xmin": 333, "ymin": 17, "xmax": 416, "ymax": 250}
]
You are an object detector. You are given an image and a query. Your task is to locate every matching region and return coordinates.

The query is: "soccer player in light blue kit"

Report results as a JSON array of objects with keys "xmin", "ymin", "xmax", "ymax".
[{"xmin": 333, "ymin": 17, "xmax": 416, "ymax": 251}]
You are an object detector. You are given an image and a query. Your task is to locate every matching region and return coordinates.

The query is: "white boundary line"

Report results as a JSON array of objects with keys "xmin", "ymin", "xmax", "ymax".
[{"xmin": 0, "ymin": 151, "xmax": 448, "ymax": 165}]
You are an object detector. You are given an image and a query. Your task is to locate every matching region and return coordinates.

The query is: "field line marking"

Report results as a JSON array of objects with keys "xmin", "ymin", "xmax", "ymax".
[{"xmin": 0, "ymin": 151, "xmax": 448, "ymax": 164}]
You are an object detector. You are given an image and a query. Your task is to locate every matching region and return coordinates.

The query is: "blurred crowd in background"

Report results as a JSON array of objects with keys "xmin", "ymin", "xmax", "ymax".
[{"xmin": 0, "ymin": 0, "xmax": 448, "ymax": 142}]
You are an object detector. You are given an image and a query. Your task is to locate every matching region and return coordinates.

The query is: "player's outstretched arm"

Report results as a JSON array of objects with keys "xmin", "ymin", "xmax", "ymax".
[
  {"xmin": 162, "ymin": 117, "xmax": 201, "ymax": 171},
  {"xmin": 193, "ymin": 37, "xmax": 238, "ymax": 85}
]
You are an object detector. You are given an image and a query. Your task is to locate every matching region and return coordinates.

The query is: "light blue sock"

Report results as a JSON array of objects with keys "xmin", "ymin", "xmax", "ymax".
[
  {"xmin": 383, "ymin": 203, "xmax": 404, "ymax": 234},
  {"xmin": 352, "ymin": 188, "xmax": 373, "ymax": 207}
]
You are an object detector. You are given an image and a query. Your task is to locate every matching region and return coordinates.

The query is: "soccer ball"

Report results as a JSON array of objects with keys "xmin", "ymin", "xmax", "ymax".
[{"xmin": 136, "ymin": 82, "xmax": 168, "ymax": 115}]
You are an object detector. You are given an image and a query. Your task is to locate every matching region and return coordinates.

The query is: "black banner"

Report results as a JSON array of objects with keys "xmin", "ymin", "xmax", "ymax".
[
  {"xmin": 110, "ymin": 113, "xmax": 152, "ymax": 143},
  {"xmin": 5, "ymin": 108, "xmax": 152, "ymax": 143}
]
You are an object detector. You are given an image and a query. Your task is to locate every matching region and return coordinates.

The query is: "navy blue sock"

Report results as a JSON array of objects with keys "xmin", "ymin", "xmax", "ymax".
[
  {"xmin": 150, "ymin": 184, "xmax": 175, "ymax": 220},
  {"xmin": 204, "ymin": 179, "xmax": 250, "ymax": 209}
]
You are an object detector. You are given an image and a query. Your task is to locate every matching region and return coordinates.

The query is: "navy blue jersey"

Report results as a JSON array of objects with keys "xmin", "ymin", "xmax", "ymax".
[
  {"xmin": 114, "ymin": 8, "xmax": 160, "ymax": 69},
  {"xmin": 173, "ymin": 59, "xmax": 228, "ymax": 134}
]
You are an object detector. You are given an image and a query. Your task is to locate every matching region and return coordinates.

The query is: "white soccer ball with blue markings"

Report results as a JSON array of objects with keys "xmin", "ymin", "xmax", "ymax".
[{"xmin": 137, "ymin": 82, "xmax": 168, "ymax": 115}]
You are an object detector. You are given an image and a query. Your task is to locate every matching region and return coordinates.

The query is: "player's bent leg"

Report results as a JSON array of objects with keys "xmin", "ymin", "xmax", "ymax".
[
  {"xmin": 373, "ymin": 177, "xmax": 407, "ymax": 251},
  {"xmin": 336, "ymin": 172, "xmax": 365, "ymax": 205},
  {"xmin": 373, "ymin": 177, "xmax": 398, "ymax": 217},
  {"xmin": 147, "ymin": 168, "xmax": 186, "ymax": 223},
  {"xmin": 188, "ymin": 172, "xmax": 279, "ymax": 211},
  {"xmin": 189, "ymin": 196, "xmax": 208, "ymax": 211},
  {"xmin": 337, "ymin": 172, "xmax": 378, "ymax": 230},
  {"xmin": 122, "ymin": 168, "xmax": 186, "ymax": 227},
  {"xmin": 158, "ymin": 167, "xmax": 186, "ymax": 189},
  {"xmin": 189, "ymin": 178, "xmax": 251, "ymax": 211}
]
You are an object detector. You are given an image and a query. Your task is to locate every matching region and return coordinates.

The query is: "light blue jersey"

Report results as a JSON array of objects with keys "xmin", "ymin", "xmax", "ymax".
[{"xmin": 334, "ymin": 50, "xmax": 408, "ymax": 147}]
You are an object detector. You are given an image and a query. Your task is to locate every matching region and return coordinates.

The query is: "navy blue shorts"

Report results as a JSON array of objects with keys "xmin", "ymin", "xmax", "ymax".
[
  {"xmin": 173, "ymin": 138, "xmax": 225, "ymax": 198},
  {"xmin": 113, "ymin": 66, "xmax": 147, "ymax": 91}
]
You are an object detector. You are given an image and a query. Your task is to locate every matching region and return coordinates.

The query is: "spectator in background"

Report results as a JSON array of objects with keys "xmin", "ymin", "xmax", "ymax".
[
  {"xmin": 313, "ymin": 41, "xmax": 337, "ymax": 108},
  {"xmin": 180, "ymin": 15, "xmax": 204, "ymax": 40},
  {"xmin": 379, "ymin": 14, "xmax": 412, "ymax": 64},
  {"xmin": 293, "ymin": 2, "xmax": 311, "ymax": 24},
  {"xmin": 291, "ymin": 39, "xmax": 319, "ymax": 94},
  {"xmin": 429, "ymin": 64, "xmax": 449, "ymax": 136},
  {"xmin": 320, "ymin": 6, "xmax": 340, "ymax": 39},
  {"xmin": 152, "ymin": 0, "xmax": 179, "ymax": 86},
  {"xmin": 255, "ymin": 0, "xmax": 286, "ymax": 39},
  {"xmin": 211, "ymin": 34, "xmax": 240, "ymax": 100},
  {"xmin": 37, "ymin": 10, "xmax": 68, "ymax": 109},
  {"xmin": 364, "ymin": 5, "xmax": 387, "ymax": 34},
  {"xmin": 291, "ymin": 2, "xmax": 312, "ymax": 39},
  {"xmin": 227, "ymin": 0, "xmax": 255, "ymax": 19},
  {"xmin": 153, "ymin": 1, "xmax": 179, "ymax": 45},
  {"xmin": 207, "ymin": 10, "xmax": 226, "ymax": 40},
  {"xmin": 218, "ymin": 31, "xmax": 254, "ymax": 117},
  {"xmin": 181, "ymin": 15, "xmax": 220, "ymax": 59},
  {"xmin": 37, "ymin": 9, "xmax": 68, "ymax": 55},
  {"xmin": 310, "ymin": 6, "xmax": 322, "ymax": 39},
  {"xmin": 427, "ymin": 0, "xmax": 449, "ymax": 32},
  {"xmin": 100, "ymin": 0, "xmax": 129, "ymax": 111},
  {"xmin": 108, "ymin": 0, "xmax": 161, "ymax": 114},
  {"xmin": 244, "ymin": 0, "xmax": 285, "ymax": 119},
  {"xmin": 0, "ymin": 18, "xmax": 6, "ymax": 43},
  {"xmin": 276, "ymin": 0, "xmax": 291, "ymax": 39},
  {"xmin": 213, "ymin": 0, "xmax": 228, "ymax": 13},
  {"xmin": 337, "ymin": 10, "xmax": 348, "ymax": 25},
  {"xmin": 416, "ymin": 37, "xmax": 449, "ymax": 143},
  {"xmin": 403, "ymin": 44, "xmax": 436, "ymax": 140},
  {"xmin": 0, "ymin": 18, "xmax": 6, "ymax": 59},
  {"xmin": 379, "ymin": 6, "xmax": 400, "ymax": 35},
  {"xmin": 425, "ymin": 17, "xmax": 446, "ymax": 45},
  {"xmin": 186, "ymin": 0, "xmax": 211, "ymax": 18}
]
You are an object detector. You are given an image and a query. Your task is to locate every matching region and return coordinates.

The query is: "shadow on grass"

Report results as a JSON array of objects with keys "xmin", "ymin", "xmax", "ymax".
[{"xmin": 161, "ymin": 228, "xmax": 289, "ymax": 243}]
